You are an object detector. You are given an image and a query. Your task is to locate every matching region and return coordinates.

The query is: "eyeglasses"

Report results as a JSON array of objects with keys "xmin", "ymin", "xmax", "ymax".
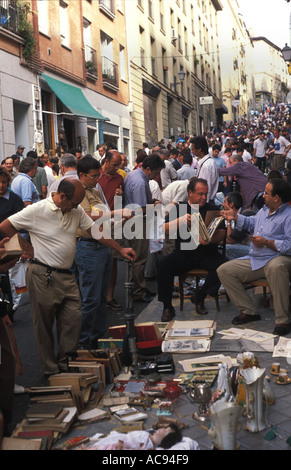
[{"xmin": 85, "ymin": 173, "xmax": 100, "ymax": 180}]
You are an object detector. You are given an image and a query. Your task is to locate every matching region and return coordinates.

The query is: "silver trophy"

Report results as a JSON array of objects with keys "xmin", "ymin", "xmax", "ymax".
[{"xmin": 189, "ymin": 383, "xmax": 212, "ymax": 422}]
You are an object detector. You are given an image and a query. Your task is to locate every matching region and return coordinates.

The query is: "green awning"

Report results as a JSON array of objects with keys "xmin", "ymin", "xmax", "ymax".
[{"xmin": 42, "ymin": 73, "xmax": 109, "ymax": 121}]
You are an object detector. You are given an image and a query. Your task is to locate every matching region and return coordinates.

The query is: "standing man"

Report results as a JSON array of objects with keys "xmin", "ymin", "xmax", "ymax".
[
  {"xmin": 47, "ymin": 153, "xmax": 78, "ymax": 193},
  {"xmin": 11, "ymin": 157, "xmax": 39, "ymax": 207},
  {"xmin": 26, "ymin": 150, "xmax": 48, "ymax": 200},
  {"xmin": 75, "ymin": 156, "xmax": 133, "ymax": 348},
  {"xmin": 211, "ymin": 143, "xmax": 226, "ymax": 193},
  {"xmin": 190, "ymin": 136, "xmax": 219, "ymax": 203},
  {"xmin": 0, "ymin": 178, "xmax": 136, "ymax": 377},
  {"xmin": 218, "ymin": 179, "xmax": 291, "ymax": 336},
  {"xmin": 253, "ymin": 132, "xmax": 267, "ymax": 173},
  {"xmin": 15, "ymin": 145, "xmax": 25, "ymax": 162},
  {"xmin": 218, "ymin": 154, "xmax": 267, "ymax": 210},
  {"xmin": 98, "ymin": 150, "xmax": 125, "ymax": 310},
  {"xmin": 273, "ymin": 128, "xmax": 291, "ymax": 171},
  {"xmin": 1, "ymin": 157, "xmax": 17, "ymax": 182},
  {"xmin": 124, "ymin": 154, "xmax": 165, "ymax": 302},
  {"xmin": 177, "ymin": 153, "xmax": 197, "ymax": 180}
]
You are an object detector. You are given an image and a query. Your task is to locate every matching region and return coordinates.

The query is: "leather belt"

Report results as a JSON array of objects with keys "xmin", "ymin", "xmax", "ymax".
[
  {"xmin": 77, "ymin": 237, "xmax": 102, "ymax": 245},
  {"xmin": 29, "ymin": 259, "xmax": 72, "ymax": 275}
]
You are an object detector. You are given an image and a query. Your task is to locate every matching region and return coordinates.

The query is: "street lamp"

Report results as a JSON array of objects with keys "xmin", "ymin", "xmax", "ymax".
[
  {"xmin": 170, "ymin": 67, "xmax": 186, "ymax": 92},
  {"xmin": 282, "ymin": 44, "xmax": 291, "ymax": 75}
]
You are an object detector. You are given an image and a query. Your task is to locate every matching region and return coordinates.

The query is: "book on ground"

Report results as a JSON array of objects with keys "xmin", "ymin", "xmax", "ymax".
[{"xmin": 26, "ymin": 403, "xmax": 63, "ymax": 419}]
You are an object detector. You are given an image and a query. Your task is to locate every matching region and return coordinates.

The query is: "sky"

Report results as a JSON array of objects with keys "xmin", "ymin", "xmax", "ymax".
[{"xmin": 237, "ymin": 0, "xmax": 291, "ymax": 49}]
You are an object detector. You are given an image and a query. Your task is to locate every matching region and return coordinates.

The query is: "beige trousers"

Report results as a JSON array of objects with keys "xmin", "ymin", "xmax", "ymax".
[
  {"xmin": 26, "ymin": 263, "xmax": 81, "ymax": 375},
  {"xmin": 217, "ymin": 256, "xmax": 291, "ymax": 325}
]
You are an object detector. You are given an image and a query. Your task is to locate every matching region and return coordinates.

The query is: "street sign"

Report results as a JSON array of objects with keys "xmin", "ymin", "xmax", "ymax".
[
  {"xmin": 232, "ymin": 100, "xmax": 240, "ymax": 108},
  {"xmin": 200, "ymin": 96, "xmax": 213, "ymax": 105}
]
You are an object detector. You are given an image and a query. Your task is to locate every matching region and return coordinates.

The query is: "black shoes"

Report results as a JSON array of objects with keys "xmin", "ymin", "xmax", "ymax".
[
  {"xmin": 273, "ymin": 324, "xmax": 291, "ymax": 336},
  {"xmin": 106, "ymin": 299, "xmax": 122, "ymax": 310},
  {"xmin": 231, "ymin": 312, "xmax": 261, "ymax": 325},
  {"xmin": 161, "ymin": 306, "xmax": 175, "ymax": 322},
  {"xmin": 190, "ymin": 292, "xmax": 208, "ymax": 315}
]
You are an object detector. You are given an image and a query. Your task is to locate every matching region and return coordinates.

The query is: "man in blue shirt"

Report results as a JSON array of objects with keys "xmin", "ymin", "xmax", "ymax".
[
  {"xmin": 218, "ymin": 178, "xmax": 291, "ymax": 336},
  {"xmin": 11, "ymin": 157, "xmax": 39, "ymax": 206},
  {"xmin": 124, "ymin": 154, "xmax": 164, "ymax": 302}
]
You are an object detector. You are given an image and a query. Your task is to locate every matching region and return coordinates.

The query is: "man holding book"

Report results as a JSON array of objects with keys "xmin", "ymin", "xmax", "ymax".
[
  {"xmin": 157, "ymin": 177, "xmax": 226, "ymax": 321},
  {"xmin": 0, "ymin": 178, "xmax": 136, "ymax": 377}
]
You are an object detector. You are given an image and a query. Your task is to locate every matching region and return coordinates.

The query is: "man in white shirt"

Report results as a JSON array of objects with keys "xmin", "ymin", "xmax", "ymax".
[
  {"xmin": 253, "ymin": 132, "xmax": 267, "ymax": 173},
  {"xmin": 273, "ymin": 128, "xmax": 291, "ymax": 170},
  {"xmin": 190, "ymin": 136, "xmax": 218, "ymax": 202},
  {"xmin": 0, "ymin": 179, "xmax": 136, "ymax": 377}
]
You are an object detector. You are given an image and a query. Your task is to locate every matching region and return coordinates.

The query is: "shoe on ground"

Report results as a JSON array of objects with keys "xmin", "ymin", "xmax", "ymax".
[
  {"xmin": 106, "ymin": 298, "xmax": 122, "ymax": 310},
  {"xmin": 135, "ymin": 293, "xmax": 154, "ymax": 303},
  {"xmin": 145, "ymin": 288, "xmax": 156, "ymax": 297},
  {"xmin": 232, "ymin": 312, "xmax": 261, "ymax": 325},
  {"xmin": 161, "ymin": 306, "xmax": 175, "ymax": 322},
  {"xmin": 273, "ymin": 324, "xmax": 291, "ymax": 336},
  {"xmin": 190, "ymin": 292, "xmax": 208, "ymax": 315}
]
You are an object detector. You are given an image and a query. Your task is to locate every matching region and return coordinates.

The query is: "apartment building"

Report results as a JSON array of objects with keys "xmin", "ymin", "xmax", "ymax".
[
  {"xmin": 217, "ymin": 0, "xmax": 255, "ymax": 123},
  {"xmin": 0, "ymin": 0, "xmax": 132, "ymax": 160},
  {"xmin": 251, "ymin": 37, "xmax": 291, "ymax": 112},
  {"xmin": 126, "ymin": 0, "xmax": 226, "ymax": 152}
]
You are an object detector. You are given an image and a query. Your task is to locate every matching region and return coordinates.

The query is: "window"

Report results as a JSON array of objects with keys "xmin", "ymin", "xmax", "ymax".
[
  {"xmin": 59, "ymin": 1, "xmax": 69, "ymax": 48},
  {"xmin": 119, "ymin": 45, "xmax": 126, "ymax": 81},
  {"xmin": 148, "ymin": 0, "xmax": 153, "ymax": 19},
  {"xmin": 150, "ymin": 36, "xmax": 156, "ymax": 76},
  {"xmin": 38, "ymin": 0, "xmax": 49, "ymax": 36}
]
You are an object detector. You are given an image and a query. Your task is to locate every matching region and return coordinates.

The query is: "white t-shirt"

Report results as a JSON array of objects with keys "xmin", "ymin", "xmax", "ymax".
[
  {"xmin": 274, "ymin": 136, "xmax": 290, "ymax": 155},
  {"xmin": 253, "ymin": 138, "xmax": 267, "ymax": 158},
  {"xmin": 242, "ymin": 150, "xmax": 252, "ymax": 163},
  {"xmin": 197, "ymin": 154, "xmax": 219, "ymax": 201},
  {"xmin": 8, "ymin": 195, "xmax": 94, "ymax": 269}
]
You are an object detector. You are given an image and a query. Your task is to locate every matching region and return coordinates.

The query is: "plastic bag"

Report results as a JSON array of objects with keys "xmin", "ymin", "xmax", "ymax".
[{"xmin": 9, "ymin": 260, "xmax": 28, "ymax": 295}]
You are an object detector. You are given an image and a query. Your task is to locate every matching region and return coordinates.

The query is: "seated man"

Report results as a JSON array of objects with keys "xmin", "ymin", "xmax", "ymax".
[
  {"xmin": 157, "ymin": 178, "xmax": 226, "ymax": 321},
  {"xmin": 223, "ymin": 191, "xmax": 254, "ymax": 260},
  {"xmin": 217, "ymin": 178, "xmax": 291, "ymax": 336}
]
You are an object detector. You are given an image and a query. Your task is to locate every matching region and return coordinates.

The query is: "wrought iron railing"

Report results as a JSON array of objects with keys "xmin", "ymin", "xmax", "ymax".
[
  {"xmin": 0, "ymin": 0, "xmax": 18, "ymax": 33},
  {"xmin": 101, "ymin": 56, "xmax": 118, "ymax": 87},
  {"xmin": 85, "ymin": 45, "xmax": 98, "ymax": 75}
]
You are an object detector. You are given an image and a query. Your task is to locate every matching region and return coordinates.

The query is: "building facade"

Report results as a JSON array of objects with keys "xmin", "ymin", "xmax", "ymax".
[
  {"xmin": 251, "ymin": 37, "xmax": 291, "ymax": 113},
  {"xmin": 217, "ymin": 0, "xmax": 255, "ymax": 123},
  {"xmin": 126, "ymin": 0, "xmax": 226, "ymax": 153},
  {"xmin": 0, "ymin": 0, "xmax": 133, "ymax": 161}
]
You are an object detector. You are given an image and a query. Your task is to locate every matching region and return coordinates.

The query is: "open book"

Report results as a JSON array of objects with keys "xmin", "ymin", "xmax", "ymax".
[{"xmin": 199, "ymin": 213, "xmax": 224, "ymax": 242}]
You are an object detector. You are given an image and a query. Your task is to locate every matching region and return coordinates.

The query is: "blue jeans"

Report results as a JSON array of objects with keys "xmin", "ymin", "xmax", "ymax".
[{"xmin": 74, "ymin": 239, "xmax": 113, "ymax": 345}]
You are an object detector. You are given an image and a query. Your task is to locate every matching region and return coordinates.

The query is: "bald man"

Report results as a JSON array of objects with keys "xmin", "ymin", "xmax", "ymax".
[{"xmin": 0, "ymin": 178, "xmax": 135, "ymax": 377}]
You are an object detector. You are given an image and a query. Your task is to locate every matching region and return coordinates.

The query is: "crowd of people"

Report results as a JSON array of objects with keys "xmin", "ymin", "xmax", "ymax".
[{"xmin": 1, "ymin": 102, "xmax": 291, "ymax": 439}]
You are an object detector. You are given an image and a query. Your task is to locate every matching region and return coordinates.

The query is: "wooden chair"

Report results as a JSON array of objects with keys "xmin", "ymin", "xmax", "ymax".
[
  {"xmin": 244, "ymin": 278, "xmax": 270, "ymax": 308},
  {"xmin": 178, "ymin": 269, "xmax": 220, "ymax": 311},
  {"xmin": 178, "ymin": 234, "xmax": 227, "ymax": 312}
]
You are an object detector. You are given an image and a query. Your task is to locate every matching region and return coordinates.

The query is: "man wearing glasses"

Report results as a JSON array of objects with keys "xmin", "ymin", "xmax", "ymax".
[
  {"xmin": 218, "ymin": 178, "xmax": 291, "ymax": 336},
  {"xmin": 75, "ymin": 156, "xmax": 134, "ymax": 349}
]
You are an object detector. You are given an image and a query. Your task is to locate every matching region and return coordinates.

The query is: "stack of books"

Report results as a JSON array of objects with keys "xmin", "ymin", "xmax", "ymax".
[
  {"xmin": 49, "ymin": 372, "xmax": 104, "ymax": 409},
  {"xmin": 68, "ymin": 348, "xmax": 122, "ymax": 385},
  {"xmin": 161, "ymin": 320, "xmax": 216, "ymax": 353}
]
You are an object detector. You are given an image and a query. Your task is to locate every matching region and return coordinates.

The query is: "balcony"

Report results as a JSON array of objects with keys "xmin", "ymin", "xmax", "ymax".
[
  {"xmin": 102, "ymin": 56, "xmax": 119, "ymax": 92},
  {"xmin": 85, "ymin": 45, "xmax": 98, "ymax": 81},
  {"xmin": 99, "ymin": 0, "xmax": 115, "ymax": 20},
  {"xmin": 0, "ymin": 0, "xmax": 18, "ymax": 34}
]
